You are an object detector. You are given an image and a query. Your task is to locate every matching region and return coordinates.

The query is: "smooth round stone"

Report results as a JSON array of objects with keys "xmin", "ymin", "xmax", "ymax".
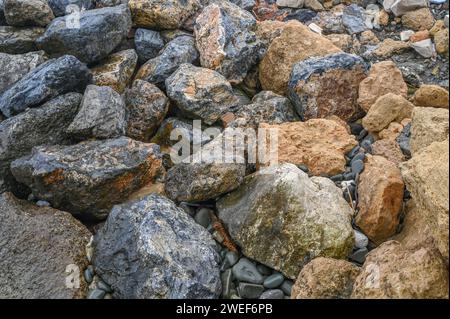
[
  {"xmin": 194, "ymin": 208, "xmax": 213, "ymax": 228},
  {"xmin": 87, "ymin": 288, "xmax": 106, "ymax": 299},
  {"xmin": 36, "ymin": 200, "xmax": 50, "ymax": 207},
  {"xmin": 351, "ymin": 159, "xmax": 364, "ymax": 175},
  {"xmin": 350, "ymin": 247, "xmax": 369, "ymax": 264},
  {"xmin": 97, "ymin": 280, "xmax": 112, "ymax": 293},
  {"xmin": 352, "ymin": 152, "xmax": 365, "ymax": 163},
  {"xmin": 348, "ymin": 146, "xmax": 361, "ymax": 158},
  {"xmin": 232, "ymin": 258, "xmax": 264, "ymax": 284},
  {"xmin": 331, "ymin": 174, "xmax": 344, "ymax": 182},
  {"xmin": 84, "ymin": 268, "xmax": 94, "ymax": 284},
  {"xmin": 349, "ymin": 122, "xmax": 364, "ymax": 136},
  {"xmin": 280, "ymin": 280, "xmax": 293, "ymax": 296},
  {"xmin": 354, "ymin": 229, "xmax": 369, "ymax": 249},
  {"xmin": 360, "ymin": 135, "xmax": 375, "ymax": 152},
  {"xmin": 256, "ymin": 264, "xmax": 272, "ymax": 276},
  {"xmin": 259, "ymin": 289, "xmax": 285, "ymax": 299},
  {"xmin": 225, "ymin": 251, "xmax": 239, "ymax": 267},
  {"xmin": 297, "ymin": 165, "xmax": 309, "ymax": 173},
  {"xmin": 358, "ymin": 129, "xmax": 368, "ymax": 141},
  {"xmin": 238, "ymin": 283, "xmax": 265, "ymax": 299},
  {"xmin": 179, "ymin": 202, "xmax": 195, "ymax": 216},
  {"xmin": 221, "ymin": 269, "xmax": 233, "ymax": 299},
  {"xmin": 344, "ymin": 172, "xmax": 356, "ymax": 181},
  {"xmin": 263, "ymin": 273, "xmax": 284, "ymax": 289}
]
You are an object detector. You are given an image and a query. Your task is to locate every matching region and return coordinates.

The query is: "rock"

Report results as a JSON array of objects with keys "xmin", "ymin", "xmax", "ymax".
[
  {"xmin": 0, "ymin": 50, "xmax": 47, "ymax": 93},
  {"xmin": 410, "ymin": 39, "xmax": 435, "ymax": 58},
  {"xmin": 229, "ymin": 0, "xmax": 256, "ymax": 11},
  {"xmin": 259, "ymin": 289, "xmax": 285, "ymax": 299},
  {"xmin": 288, "ymin": 52, "xmax": 368, "ymax": 122},
  {"xmin": 125, "ymin": 79, "xmax": 169, "ymax": 142},
  {"xmin": 232, "ymin": 258, "xmax": 264, "ymax": 284},
  {"xmin": 135, "ymin": 35, "xmax": 199, "ymax": 87},
  {"xmin": 67, "ymin": 85, "xmax": 126, "ymax": 140},
  {"xmin": 434, "ymin": 29, "xmax": 449, "ymax": 55},
  {"xmin": 400, "ymin": 140, "xmax": 449, "ymax": 261},
  {"xmin": 259, "ymin": 120, "xmax": 358, "ymax": 176},
  {"xmin": 194, "ymin": 1, "xmax": 263, "ymax": 85},
  {"xmin": 10, "ymin": 137, "xmax": 164, "ymax": 220},
  {"xmin": 36, "ymin": 4, "xmax": 132, "ymax": 64},
  {"xmin": 195, "ymin": 208, "xmax": 213, "ymax": 228},
  {"xmin": 166, "ymin": 64, "xmax": 239, "ymax": 125},
  {"xmin": 409, "ymin": 30, "xmax": 430, "ymax": 43},
  {"xmin": 325, "ymin": 33, "xmax": 353, "ymax": 52},
  {"xmin": 87, "ymin": 289, "xmax": 105, "ymax": 299},
  {"xmin": 354, "ymin": 230, "xmax": 369, "ymax": 249},
  {"xmin": 360, "ymin": 30, "xmax": 380, "ymax": 45},
  {"xmin": 259, "ymin": 20, "xmax": 341, "ymax": 95},
  {"xmin": 263, "ymin": 273, "xmax": 285, "ymax": 289},
  {"xmin": 134, "ymin": 28, "xmax": 164, "ymax": 63},
  {"xmin": 0, "ymin": 55, "xmax": 91, "ymax": 118},
  {"xmin": 342, "ymin": 4, "xmax": 367, "ymax": 34},
  {"xmin": 280, "ymin": 280, "xmax": 294, "ymax": 296},
  {"xmin": 217, "ymin": 164, "xmax": 355, "ymax": 279},
  {"xmin": 358, "ymin": 61, "xmax": 408, "ymax": 113},
  {"xmin": 351, "ymin": 240, "xmax": 448, "ymax": 298},
  {"xmin": 410, "ymin": 107, "xmax": 449, "ymax": 155},
  {"xmin": 91, "ymin": 49, "xmax": 137, "ymax": 94},
  {"xmin": 304, "ymin": 0, "xmax": 324, "ymax": 11},
  {"xmin": 311, "ymin": 10, "xmax": 345, "ymax": 34},
  {"xmin": 400, "ymin": 29, "xmax": 415, "ymax": 41},
  {"xmin": 372, "ymin": 139, "xmax": 406, "ymax": 165},
  {"xmin": 0, "ymin": 0, "xmax": 5, "ymax": 25},
  {"xmin": 370, "ymin": 38, "xmax": 410, "ymax": 58},
  {"xmin": 389, "ymin": 0, "xmax": 429, "ymax": 17},
  {"xmin": 0, "ymin": 26, "xmax": 44, "ymax": 54},
  {"xmin": 0, "ymin": 93, "xmax": 81, "ymax": 193},
  {"xmin": 362, "ymin": 93, "xmax": 414, "ymax": 133},
  {"xmin": 92, "ymin": 194, "xmax": 221, "ymax": 299},
  {"xmin": 350, "ymin": 247, "xmax": 369, "ymax": 264},
  {"xmin": 356, "ymin": 155, "xmax": 405, "ymax": 244},
  {"xmin": 238, "ymin": 283, "xmax": 265, "ymax": 299},
  {"xmin": 277, "ymin": 0, "xmax": 304, "ymax": 8},
  {"xmin": 151, "ymin": 117, "xmax": 195, "ymax": 153},
  {"xmin": 401, "ymin": 8, "xmax": 435, "ymax": 31},
  {"xmin": 48, "ymin": 0, "xmax": 95, "ymax": 17},
  {"xmin": 379, "ymin": 121, "xmax": 407, "ymax": 141},
  {"xmin": 4, "ymin": 0, "xmax": 54, "ymax": 27},
  {"xmin": 396, "ymin": 122, "xmax": 411, "ymax": 157},
  {"xmin": 0, "ymin": 192, "xmax": 91, "ymax": 298},
  {"xmin": 412, "ymin": 85, "xmax": 449, "ymax": 109},
  {"xmin": 291, "ymin": 257, "xmax": 360, "ymax": 299}
]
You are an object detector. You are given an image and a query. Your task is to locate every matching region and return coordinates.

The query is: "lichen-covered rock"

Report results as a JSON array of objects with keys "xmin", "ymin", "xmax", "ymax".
[
  {"xmin": 10, "ymin": 137, "xmax": 164, "ymax": 220},
  {"xmin": 166, "ymin": 63, "xmax": 239, "ymax": 125},
  {"xmin": 36, "ymin": 4, "xmax": 132, "ymax": 64},
  {"xmin": 288, "ymin": 52, "xmax": 368, "ymax": 122},
  {"xmin": 0, "ymin": 93, "xmax": 82, "ymax": 193},
  {"xmin": 4, "ymin": 0, "xmax": 54, "ymax": 27},
  {"xmin": 47, "ymin": 0, "xmax": 95, "ymax": 17},
  {"xmin": 0, "ymin": 55, "xmax": 91, "ymax": 118},
  {"xmin": 134, "ymin": 28, "xmax": 164, "ymax": 63},
  {"xmin": 356, "ymin": 155, "xmax": 404, "ymax": 245},
  {"xmin": 67, "ymin": 85, "xmax": 126, "ymax": 140},
  {"xmin": 0, "ymin": 192, "xmax": 91, "ymax": 299},
  {"xmin": 217, "ymin": 164, "xmax": 355, "ymax": 279},
  {"xmin": 0, "ymin": 50, "xmax": 47, "ymax": 93},
  {"xmin": 259, "ymin": 20, "xmax": 341, "ymax": 95},
  {"xmin": 358, "ymin": 61, "xmax": 408, "ymax": 112},
  {"xmin": 259, "ymin": 120, "xmax": 358, "ymax": 176},
  {"xmin": 91, "ymin": 49, "xmax": 137, "ymax": 94},
  {"xmin": 194, "ymin": 1, "xmax": 263, "ymax": 85},
  {"xmin": 412, "ymin": 84, "xmax": 449, "ymax": 109},
  {"xmin": 362, "ymin": 93, "xmax": 414, "ymax": 133},
  {"xmin": 292, "ymin": 257, "xmax": 360, "ymax": 299},
  {"xmin": 351, "ymin": 241, "xmax": 449, "ymax": 299},
  {"xmin": 371, "ymin": 139, "xmax": 406, "ymax": 165},
  {"xmin": 401, "ymin": 8, "xmax": 435, "ymax": 31},
  {"xmin": 0, "ymin": 26, "xmax": 45, "ymax": 54},
  {"xmin": 135, "ymin": 35, "xmax": 199, "ymax": 87},
  {"xmin": 92, "ymin": 194, "xmax": 222, "ymax": 299},
  {"xmin": 125, "ymin": 79, "xmax": 169, "ymax": 142}
]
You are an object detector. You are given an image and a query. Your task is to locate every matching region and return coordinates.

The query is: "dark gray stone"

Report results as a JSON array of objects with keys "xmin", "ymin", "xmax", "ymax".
[
  {"xmin": 134, "ymin": 28, "xmax": 165, "ymax": 64},
  {"xmin": 229, "ymin": 0, "xmax": 256, "ymax": 11},
  {"xmin": 232, "ymin": 258, "xmax": 264, "ymax": 284},
  {"xmin": 351, "ymin": 159, "xmax": 364, "ymax": 175},
  {"xmin": 87, "ymin": 288, "xmax": 105, "ymax": 299},
  {"xmin": 280, "ymin": 280, "xmax": 293, "ymax": 296},
  {"xmin": 0, "ymin": 0, "xmax": 5, "ymax": 25},
  {"xmin": 259, "ymin": 289, "xmax": 284, "ymax": 299},
  {"xmin": 284, "ymin": 9, "xmax": 317, "ymax": 23},
  {"xmin": 4, "ymin": 0, "xmax": 55, "ymax": 27},
  {"xmin": 194, "ymin": 207, "xmax": 213, "ymax": 228},
  {"xmin": 47, "ymin": 0, "xmax": 95, "ymax": 17},
  {"xmin": 221, "ymin": 269, "xmax": 233, "ymax": 299},
  {"xmin": 256, "ymin": 264, "xmax": 272, "ymax": 276},
  {"xmin": 84, "ymin": 268, "xmax": 94, "ymax": 283},
  {"xmin": 92, "ymin": 194, "xmax": 222, "ymax": 299},
  {"xmin": 397, "ymin": 122, "xmax": 411, "ymax": 158},
  {"xmin": 342, "ymin": 4, "xmax": 367, "ymax": 34},
  {"xmin": 225, "ymin": 251, "xmax": 239, "ymax": 267},
  {"xmin": 349, "ymin": 122, "xmax": 364, "ymax": 136},
  {"xmin": 350, "ymin": 247, "xmax": 369, "ymax": 264},
  {"xmin": 263, "ymin": 273, "xmax": 284, "ymax": 289},
  {"xmin": 360, "ymin": 135, "xmax": 375, "ymax": 153},
  {"xmin": 0, "ymin": 26, "xmax": 45, "ymax": 54},
  {"xmin": 97, "ymin": 280, "xmax": 112, "ymax": 293},
  {"xmin": 238, "ymin": 283, "xmax": 264, "ymax": 299}
]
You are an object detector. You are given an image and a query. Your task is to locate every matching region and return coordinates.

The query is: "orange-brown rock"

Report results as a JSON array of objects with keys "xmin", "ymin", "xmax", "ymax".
[
  {"xmin": 371, "ymin": 38, "xmax": 409, "ymax": 59},
  {"xmin": 359, "ymin": 30, "xmax": 379, "ymax": 45},
  {"xmin": 410, "ymin": 30, "xmax": 430, "ymax": 43},
  {"xmin": 434, "ymin": 28, "xmax": 449, "ymax": 55},
  {"xmin": 259, "ymin": 119, "xmax": 358, "ymax": 176},
  {"xmin": 378, "ymin": 122, "xmax": 405, "ymax": 141},
  {"xmin": 358, "ymin": 61, "xmax": 408, "ymax": 112},
  {"xmin": 412, "ymin": 84, "xmax": 449, "ymax": 109},
  {"xmin": 372, "ymin": 139, "xmax": 406, "ymax": 165},
  {"xmin": 402, "ymin": 8, "xmax": 435, "ymax": 31},
  {"xmin": 356, "ymin": 155, "xmax": 404, "ymax": 245}
]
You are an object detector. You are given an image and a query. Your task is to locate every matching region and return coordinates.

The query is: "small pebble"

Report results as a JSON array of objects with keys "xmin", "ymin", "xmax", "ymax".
[
  {"xmin": 36, "ymin": 200, "xmax": 50, "ymax": 207},
  {"xmin": 350, "ymin": 247, "xmax": 369, "ymax": 264},
  {"xmin": 97, "ymin": 280, "xmax": 112, "ymax": 293},
  {"xmin": 263, "ymin": 273, "xmax": 284, "ymax": 289},
  {"xmin": 232, "ymin": 258, "xmax": 264, "ymax": 284},
  {"xmin": 238, "ymin": 283, "xmax": 265, "ymax": 299},
  {"xmin": 179, "ymin": 202, "xmax": 195, "ymax": 216},
  {"xmin": 225, "ymin": 251, "xmax": 239, "ymax": 267},
  {"xmin": 358, "ymin": 129, "xmax": 368, "ymax": 141},
  {"xmin": 259, "ymin": 289, "xmax": 285, "ymax": 299},
  {"xmin": 84, "ymin": 268, "xmax": 94, "ymax": 284},
  {"xmin": 221, "ymin": 269, "xmax": 233, "ymax": 299},
  {"xmin": 349, "ymin": 122, "xmax": 364, "ymax": 136},
  {"xmin": 344, "ymin": 172, "xmax": 356, "ymax": 181},
  {"xmin": 280, "ymin": 280, "xmax": 294, "ymax": 296},
  {"xmin": 348, "ymin": 146, "xmax": 361, "ymax": 158},
  {"xmin": 297, "ymin": 165, "xmax": 309, "ymax": 173},
  {"xmin": 194, "ymin": 208, "xmax": 213, "ymax": 228},
  {"xmin": 354, "ymin": 229, "xmax": 369, "ymax": 249},
  {"xmin": 331, "ymin": 174, "xmax": 344, "ymax": 182},
  {"xmin": 104, "ymin": 293, "xmax": 113, "ymax": 299},
  {"xmin": 256, "ymin": 264, "xmax": 272, "ymax": 276},
  {"xmin": 351, "ymin": 159, "xmax": 364, "ymax": 175},
  {"xmin": 87, "ymin": 288, "xmax": 106, "ymax": 299}
]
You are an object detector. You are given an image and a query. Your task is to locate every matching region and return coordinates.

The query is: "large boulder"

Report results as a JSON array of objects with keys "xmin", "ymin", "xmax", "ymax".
[
  {"xmin": 0, "ymin": 26, "xmax": 45, "ymax": 54},
  {"xmin": 217, "ymin": 164, "xmax": 355, "ymax": 279},
  {"xmin": 36, "ymin": 4, "xmax": 132, "ymax": 64},
  {"xmin": 3, "ymin": 0, "xmax": 54, "ymax": 27},
  {"xmin": 10, "ymin": 137, "xmax": 164, "ymax": 220},
  {"xmin": 288, "ymin": 52, "xmax": 368, "ymax": 122},
  {"xmin": 0, "ymin": 192, "xmax": 91, "ymax": 299},
  {"xmin": 0, "ymin": 55, "xmax": 91, "ymax": 118},
  {"xmin": 92, "ymin": 194, "xmax": 222, "ymax": 299}
]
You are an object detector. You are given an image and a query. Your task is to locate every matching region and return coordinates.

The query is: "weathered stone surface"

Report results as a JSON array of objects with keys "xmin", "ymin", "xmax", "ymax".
[
  {"xmin": 47, "ymin": 0, "xmax": 95, "ymax": 17},
  {"xmin": 325, "ymin": 33, "xmax": 354, "ymax": 52},
  {"xmin": 194, "ymin": 1, "xmax": 263, "ymax": 85},
  {"xmin": 412, "ymin": 84, "xmax": 449, "ymax": 109},
  {"xmin": 356, "ymin": 155, "xmax": 405, "ymax": 245},
  {"xmin": 342, "ymin": 4, "xmax": 367, "ymax": 34},
  {"xmin": 259, "ymin": 120, "xmax": 358, "ymax": 176},
  {"xmin": 135, "ymin": 35, "xmax": 198, "ymax": 87},
  {"xmin": 36, "ymin": 4, "xmax": 132, "ymax": 64},
  {"xmin": 388, "ymin": 0, "xmax": 429, "ymax": 17},
  {"xmin": 362, "ymin": 93, "xmax": 414, "ymax": 133},
  {"xmin": 351, "ymin": 240, "xmax": 449, "ymax": 299},
  {"xmin": 217, "ymin": 164, "xmax": 355, "ymax": 279},
  {"xmin": 372, "ymin": 139, "xmax": 406, "ymax": 165},
  {"xmin": 358, "ymin": 61, "xmax": 408, "ymax": 112},
  {"xmin": 292, "ymin": 257, "xmax": 360, "ymax": 299},
  {"xmin": 93, "ymin": 194, "xmax": 221, "ymax": 299},
  {"xmin": 400, "ymin": 140, "xmax": 449, "ymax": 261},
  {"xmin": 410, "ymin": 107, "xmax": 449, "ymax": 155},
  {"xmin": 0, "ymin": 0, "xmax": 5, "ymax": 25},
  {"xmin": 259, "ymin": 20, "xmax": 341, "ymax": 95},
  {"xmin": 0, "ymin": 50, "xmax": 47, "ymax": 93},
  {"xmin": 0, "ymin": 55, "xmax": 91, "ymax": 118},
  {"xmin": 0, "ymin": 192, "xmax": 91, "ymax": 299},
  {"xmin": 10, "ymin": 137, "xmax": 164, "ymax": 220},
  {"xmin": 67, "ymin": 85, "xmax": 126, "ymax": 139},
  {"xmin": 288, "ymin": 52, "xmax": 368, "ymax": 122},
  {"xmin": 311, "ymin": 9, "xmax": 344, "ymax": 34},
  {"xmin": 166, "ymin": 63, "xmax": 239, "ymax": 125},
  {"xmin": 0, "ymin": 26, "xmax": 44, "ymax": 54},
  {"xmin": 370, "ymin": 38, "xmax": 410, "ymax": 59},
  {"xmin": 434, "ymin": 28, "xmax": 449, "ymax": 55},
  {"xmin": 4, "ymin": 0, "xmax": 54, "ymax": 27},
  {"xmin": 401, "ymin": 8, "xmax": 435, "ymax": 31},
  {"xmin": 134, "ymin": 28, "xmax": 164, "ymax": 63},
  {"xmin": 0, "ymin": 93, "xmax": 82, "ymax": 193},
  {"xmin": 125, "ymin": 79, "xmax": 169, "ymax": 142},
  {"xmin": 91, "ymin": 49, "xmax": 137, "ymax": 94}
]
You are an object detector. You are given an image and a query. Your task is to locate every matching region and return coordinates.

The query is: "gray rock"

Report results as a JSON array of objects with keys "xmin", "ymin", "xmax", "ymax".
[
  {"xmin": 229, "ymin": 0, "xmax": 256, "ymax": 11},
  {"xmin": 388, "ymin": 0, "xmax": 428, "ymax": 17},
  {"xmin": 10, "ymin": 137, "xmax": 164, "ymax": 220},
  {"xmin": 351, "ymin": 159, "xmax": 364, "ymax": 175},
  {"xmin": 342, "ymin": 4, "xmax": 367, "ymax": 34},
  {"xmin": 263, "ymin": 273, "xmax": 284, "ymax": 289},
  {"xmin": 349, "ymin": 247, "xmax": 369, "ymax": 264},
  {"xmin": 4, "ymin": 0, "xmax": 55, "ymax": 27},
  {"xmin": 238, "ymin": 283, "xmax": 265, "ymax": 299},
  {"xmin": 397, "ymin": 122, "xmax": 411, "ymax": 158},
  {"xmin": 135, "ymin": 35, "xmax": 199, "ymax": 87},
  {"xmin": 92, "ymin": 194, "xmax": 222, "ymax": 299},
  {"xmin": 48, "ymin": 0, "xmax": 95, "ymax": 17},
  {"xmin": 84, "ymin": 268, "xmax": 94, "ymax": 284},
  {"xmin": 312, "ymin": 10, "xmax": 345, "ymax": 34},
  {"xmin": 283, "ymin": 8, "xmax": 317, "ymax": 24},
  {"xmin": 0, "ymin": 192, "xmax": 91, "ymax": 298},
  {"xmin": 0, "ymin": 26, "xmax": 45, "ymax": 54},
  {"xmin": 280, "ymin": 280, "xmax": 293, "ymax": 296},
  {"xmin": 354, "ymin": 229, "xmax": 369, "ymax": 249},
  {"xmin": 35, "ymin": 200, "xmax": 50, "ymax": 207},
  {"xmin": 97, "ymin": 280, "xmax": 112, "ymax": 293},
  {"xmin": 0, "ymin": 50, "xmax": 47, "ymax": 93},
  {"xmin": 194, "ymin": 207, "xmax": 213, "ymax": 228},
  {"xmin": 134, "ymin": 28, "xmax": 164, "ymax": 64},
  {"xmin": 87, "ymin": 289, "xmax": 105, "ymax": 299},
  {"xmin": 36, "ymin": 4, "xmax": 132, "ymax": 64},
  {"xmin": 256, "ymin": 264, "xmax": 272, "ymax": 276},
  {"xmin": 0, "ymin": 93, "xmax": 82, "ymax": 193},
  {"xmin": 232, "ymin": 258, "xmax": 264, "ymax": 284},
  {"xmin": 0, "ymin": 0, "xmax": 5, "ymax": 25},
  {"xmin": 225, "ymin": 251, "xmax": 239, "ymax": 267},
  {"xmin": 0, "ymin": 55, "xmax": 91, "ymax": 118},
  {"xmin": 221, "ymin": 269, "xmax": 233, "ymax": 299},
  {"xmin": 67, "ymin": 85, "xmax": 126, "ymax": 140},
  {"xmin": 259, "ymin": 289, "xmax": 285, "ymax": 299}
]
